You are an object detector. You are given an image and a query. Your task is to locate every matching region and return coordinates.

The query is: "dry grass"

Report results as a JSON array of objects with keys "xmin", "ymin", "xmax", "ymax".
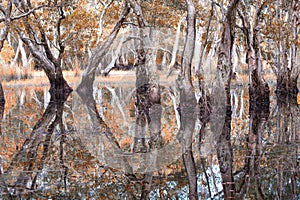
[{"xmin": 0, "ymin": 64, "xmax": 33, "ymax": 81}]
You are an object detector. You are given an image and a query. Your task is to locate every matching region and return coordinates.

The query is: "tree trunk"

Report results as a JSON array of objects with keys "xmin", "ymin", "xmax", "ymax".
[
  {"xmin": 237, "ymin": 99, "xmax": 269, "ymax": 199},
  {"xmin": 76, "ymin": 84, "xmax": 133, "ymax": 176},
  {"xmin": 0, "ymin": 1, "xmax": 12, "ymax": 135},
  {"xmin": 239, "ymin": 1, "xmax": 270, "ymax": 113},
  {"xmin": 130, "ymin": 0, "xmax": 149, "ymax": 153},
  {"xmin": 147, "ymin": 28, "xmax": 162, "ymax": 150},
  {"xmin": 76, "ymin": 3, "xmax": 130, "ymax": 94},
  {"xmin": 249, "ymin": 2, "xmax": 270, "ymax": 110},
  {"xmin": 275, "ymin": 0, "xmax": 299, "ymax": 99},
  {"xmin": 0, "ymin": 82, "xmax": 5, "ymax": 134},
  {"xmin": 215, "ymin": 0, "xmax": 240, "ymax": 199},
  {"xmin": 167, "ymin": 18, "xmax": 183, "ymax": 76},
  {"xmin": 178, "ymin": 0, "xmax": 198, "ymax": 199}
]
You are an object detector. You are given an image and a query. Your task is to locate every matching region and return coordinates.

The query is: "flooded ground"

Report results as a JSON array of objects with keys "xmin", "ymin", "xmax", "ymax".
[{"xmin": 0, "ymin": 74, "xmax": 299, "ymax": 199}]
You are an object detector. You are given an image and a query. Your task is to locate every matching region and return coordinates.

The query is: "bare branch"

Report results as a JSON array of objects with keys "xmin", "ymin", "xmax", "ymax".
[
  {"xmin": 0, "ymin": 5, "xmax": 6, "ymax": 14},
  {"xmin": 122, "ymin": 21, "xmax": 138, "ymax": 26},
  {"xmin": 0, "ymin": 0, "xmax": 12, "ymax": 51},
  {"xmin": 17, "ymin": 28, "xmax": 56, "ymax": 79},
  {"xmin": 126, "ymin": 0, "xmax": 146, "ymax": 27},
  {"xmin": 212, "ymin": 0, "xmax": 225, "ymax": 15},
  {"xmin": 11, "ymin": 5, "xmax": 48, "ymax": 21},
  {"xmin": 56, "ymin": 6, "xmax": 65, "ymax": 65}
]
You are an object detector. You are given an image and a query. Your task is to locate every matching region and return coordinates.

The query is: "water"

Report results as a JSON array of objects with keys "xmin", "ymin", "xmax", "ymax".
[{"xmin": 0, "ymin": 76, "xmax": 299, "ymax": 199}]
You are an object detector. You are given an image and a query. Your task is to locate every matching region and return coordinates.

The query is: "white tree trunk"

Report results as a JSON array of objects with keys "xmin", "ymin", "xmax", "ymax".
[
  {"xmin": 102, "ymin": 33, "xmax": 125, "ymax": 75},
  {"xmin": 167, "ymin": 18, "xmax": 183, "ymax": 75}
]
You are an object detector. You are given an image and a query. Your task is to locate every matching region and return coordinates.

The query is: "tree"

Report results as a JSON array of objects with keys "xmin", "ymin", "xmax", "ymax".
[
  {"xmin": 215, "ymin": 0, "xmax": 240, "ymax": 199},
  {"xmin": 237, "ymin": 96, "xmax": 270, "ymax": 199},
  {"xmin": 273, "ymin": 0, "xmax": 299, "ymax": 99},
  {"xmin": 77, "ymin": 1, "xmax": 130, "ymax": 94},
  {"xmin": 13, "ymin": 0, "xmax": 73, "ymax": 95},
  {"xmin": 177, "ymin": 0, "xmax": 198, "ymax": 199},
  {"xmin": 238, "ymin": 0, "xmax": 270, "ymax": 112}
]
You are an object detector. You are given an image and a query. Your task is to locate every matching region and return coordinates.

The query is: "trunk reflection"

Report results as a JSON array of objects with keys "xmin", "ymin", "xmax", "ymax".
[
  {"xmin": 5, "ymin": 88, "xmax": 72, "ymax": 197},
  {"xmin": 0, "ymin": 82, "xmax": 4, "ymax": 135}
]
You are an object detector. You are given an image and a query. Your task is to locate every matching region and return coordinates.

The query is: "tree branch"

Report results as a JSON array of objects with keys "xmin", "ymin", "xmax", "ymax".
[
  {"xmin": 10, "ymin": 5, "xmax": 48, "ymax": 21},
  {"xmin": 56, "ymin": 6, "xmax": 65, "ymax": 65},
  {"xmin": 0, "ymin": 5, "xmax": 6, "ymax": 15},
  {"xmin": 0, "ymin": 0, "xmax": 12, "ymax": 51},
  {"xmin": 126, "ymin": 0, "xmax": 146, "ymax": 28},
  {"xmin": 17, "ymin": 29, "xmax": 56, "ymax": 80}
]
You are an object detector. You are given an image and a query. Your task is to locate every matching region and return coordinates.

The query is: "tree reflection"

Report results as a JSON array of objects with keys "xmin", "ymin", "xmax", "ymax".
[
  {"xmin": 273, "ymin": 97, "xmax": 299, "ymax": 199},
  {"xmin": 4, "ymin": 88, "xmax": 72, "ymax": 197},
  {"xmin": 236, "ymin": 93, "xmax": 300, "ymax": 199},
  {"xmin": 216, "ymin": 103, "xmax": 235, "ymax": 199},
  {"xmin": 237, "ymin": 99, "xmax": 270, "ymax": 199},
  {"xmin": 76, "ymin": 82, "xmax": 134, "ymax": 176}
]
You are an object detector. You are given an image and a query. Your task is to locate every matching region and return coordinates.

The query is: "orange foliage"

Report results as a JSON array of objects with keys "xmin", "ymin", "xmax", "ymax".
[{"xmin": 0, "ymin": 41, "xmax": 14, "ymax": 63}]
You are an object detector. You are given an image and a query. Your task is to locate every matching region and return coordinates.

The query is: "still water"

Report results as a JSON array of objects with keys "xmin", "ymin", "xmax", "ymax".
[{"xmin": 0, "ymin": 76, "xmax": 299, "ymax": 199}]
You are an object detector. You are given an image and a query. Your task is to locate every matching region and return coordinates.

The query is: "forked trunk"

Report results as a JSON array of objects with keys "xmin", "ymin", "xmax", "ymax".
[{"xmin": 48, "ymin": 75, "xmax": 73, "ymax": 100}]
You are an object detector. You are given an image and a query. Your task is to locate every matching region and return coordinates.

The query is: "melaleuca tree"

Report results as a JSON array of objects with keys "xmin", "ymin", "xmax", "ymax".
[{"xmin": 11, "ymin": 0, "xmax": 76, "ymax": 94}]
